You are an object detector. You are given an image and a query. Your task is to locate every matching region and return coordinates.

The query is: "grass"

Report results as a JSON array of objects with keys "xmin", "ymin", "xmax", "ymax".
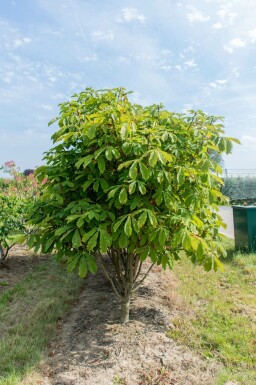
[
  {"xmin": 168, "ymin": 236, "xmax": 256, "ymax": 385},
  {"xmin": 0, "ymin": 256, "xmax": 83, "ymax": 385}
]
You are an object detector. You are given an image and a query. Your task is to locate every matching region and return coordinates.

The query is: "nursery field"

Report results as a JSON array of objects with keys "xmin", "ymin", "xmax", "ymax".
[{"xmin": 0, "ymin": 237, "xmax": 255, "ymax": 385}]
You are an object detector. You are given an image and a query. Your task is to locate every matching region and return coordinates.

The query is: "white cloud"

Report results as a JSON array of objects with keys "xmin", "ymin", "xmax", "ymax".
[
  {"xmin": 186, "ymin": 8, "xmax": 210, "ymax": 23},
  {"xmin": 248, "ymin": 29, "xmax": 256, "ymax": 44},
  {"xmin": 216, "ymin": 79, "xmax": 228, "ymax": 85},
  {"xmin": 90, "ymin": 30, "xmax": 114, "ymax": 42},
  {"xmin": 117, "ymin": 8, "xmax": 146, "ymax": 23},
  {"xmin": 81, "ymin": 54, "xmax": 98, "ymax": 62},
  {"xmin": 217, "ymin": 5, "xmax": 237, "ymax": 26},
  {"xmin": 2, "ymin": 71, "xmax": 15, "ymax": 83},
  {"xmin": 40, "ymin": 104, "xmax": 54, "ymax": 111},
  {"xmin": 209, "ymin": 79, "xmax": 228, "ymax": 88},
  {"xmin": 224, "ymin": 38, "xmax": 246, "ymax": 53},
  {"xmin": 232, "ymin": 67, "xmax": 240, "ymax": 78},
  {"xmin": 12, "ymin": 37, "xmax": 32, "ymax": 48},
  {"xmin": 212, "ymin": 22, "xmax": 223, "ymax": 30},
  {"xmin": 241, "ymin": 135, "xmax": 256, "ymax": 148},
  {"xmin": 184, "ymin": 59, "xmax": 197, "ymax": 68},
  {"xmin": 159, "ymin": 65, "xmax": 172, "ymax": 71}
]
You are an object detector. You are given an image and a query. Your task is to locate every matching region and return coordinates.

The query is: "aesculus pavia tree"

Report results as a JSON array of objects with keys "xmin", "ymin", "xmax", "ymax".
[{"xmin": 29, "ymin": 88, "xmax": 239, "ymax": 323}]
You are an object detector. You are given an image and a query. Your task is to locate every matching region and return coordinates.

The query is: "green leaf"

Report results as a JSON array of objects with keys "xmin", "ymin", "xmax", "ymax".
[
  {"xmin": 117, "ymin": 160, "xmax": 133, "ymax": 171},
  {"xmin": 124, "ymin": 216, "xmax": 132, "ymax": 237},
  {"xmin": 67, "ymin": 254, "xmax": 80, "ymax": 272},
  {"xmin": 72, "ymin": 229, "xmax": 81, "ymax": 248},
  {"xmin": 140, "ymin": 246, "xmax": 149, "ymax": 261},
  {"xmin": 79, "ymin": 256, "xmax": 88, "ymax": 278},
  {"xmin": 119, "ymin": 188, "xmax": 128, "ymax": 204},
  {"xmin": 204, "ymin": 258, "xmax": 213, "ymax": 272},
  {"xmin": 112, "ymin": 148, "xmax": 120, "ymax": 159},
  {"xmin": 183, "ymin": 232, "xmax": 192, "ymax": 251},
  {"xmin": 159, "ymin": 150, "xmax": 172, "ymax": 162},
  {"xmin": 27, "ymin": 234, "xmax": 35, "ymax": 248},
  {"xmin": 86, "ymin": 124, "xmax": 97, "ymax": 139},
  {"xmin": 226, "ymin": 140, "xmax": 233, "ymax": 154},
  {"xmin": 77, "ymin": 217, "xmax": 84, "ymax": 228},
  {"xmin": 177, "ymin": 168, "xmax": 185, "ymax": 185},
  {"xmin": 129, "ymin": 181, "xmax": 136, "ymax": 194},
  {"xmin": 157, "ymin": 151, "xmax": 167, "ymax": 164},
  {"xmin": 82, "ymin": 180, "xmax": 93, "ymax": 191},
  {"xmin": 99, "ymin": 229, "xmax": 112, "ymax": 252},
  {"xmin": 93, "ymin": 179, "xmax": 99, "ymax": 192},
  {"xmin": 139, "ymin": 162, "xmax": 150, "ymax": 180},
  {"xmin": 138, "ymin": 211, "xmax": 147, "ymax": 229},
  {"xmin": 55, "ymin": 225, "xmax": 73, "ymax": 236},
  {"xmin": 149, "ymin": 151, "xmax": 158, "ymax": 167},
  {"xmin": 119, "ymin": 232, "xmax": 129, "ymax": 248},
  {"xmin": 113, "ymin": 216, "xmax": 127, "ymax": 232},
  {"xmin": 87, "ymin": 232, "xmax": 98, "ymax": 251},
  {"xmin": 159, "ymin": 228, "xmax": 166, "ymax": 245},
  {"xmin": 196, "ymin": 242, "xmax": 204, "ymax": 262},
  {"xmin": 99, "ymin": 178, "xmax": 109, "ymax": 191},
  {"xmin": 228, "ymin": 137, "xmax": 240, "ymax": 144},
  {"xmin": 132, "ymin": 217, "xmax": 139, "ymax": 233},
  {"xmin": 44, "ymin": 236, "xmax": 55, "ymax": 252},
  {"xmin": 87, "ymin": 254, "xmax": 98, "ymax": 274},
  {"xmin": 82, "ymin": 228, "xmax": 97, "ymax": 242},
  {"xmin": 120, "ymin": 124, "xmax": 127, "ymax": 139},
  {"xmin": 105, "ymin": 147, "xmax": 113, "ymax": 161},
  {"xmin": 138, "ymin": 182, "xmax": 146, "ymax": 195},
  {"xmin": 185, "ymin": 195, "xmax": 193, "ymax": 207},
  {"xmin": 147, "ymin": 211, "xmax": 157, "ymax": 227},
  {"xmin": 97, "ymin": 157, "xmax": 106, "ymax": 174},
  {"xmin": 129, "ymin": 162, "xmax": 138, "ymax": 180},
  {"xmin": 108, "ymin": 187, "xmax": 119, "ymax": 199},
  {"xmin": 155, "ymin": 192, "xmax": 163, "ymax": 206},
  {"xmin": 75, "ymin": 155, "xmax": 93, "ymax": 169}
]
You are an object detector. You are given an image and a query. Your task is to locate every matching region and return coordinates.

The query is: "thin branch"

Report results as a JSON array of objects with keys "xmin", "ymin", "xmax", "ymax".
[
  {"xmin": 133, "ymin": 254, "xmax": 140, "ymax": 280},
  {"xmin": 134, "ymin": 260, "xmax": 143, "ymax": 282},
  {"xmin": 132, "ymin": 263, "xmax": 155, "ymax": 292},
  {"xmin": 96, "ymin": 252, "xmax": 121, "ymax": 299}
]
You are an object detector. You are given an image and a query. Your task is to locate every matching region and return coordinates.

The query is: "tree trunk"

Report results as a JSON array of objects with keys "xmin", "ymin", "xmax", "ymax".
[
  {"xmin": 120, "ymin": 297, "xmax": 130, "ymax": 324},
  {"xmin": 0, "ymin": 244, "xmax": 5, "ymax": 263}
]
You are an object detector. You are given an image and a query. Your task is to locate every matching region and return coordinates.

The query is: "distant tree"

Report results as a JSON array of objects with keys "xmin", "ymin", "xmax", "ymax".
[
  {"xmin": 209, "ymin": 150, "xmax": 224, "ymax": 168},
  {"xmin": 23, "ymin": 169, "xmax": 34, "ymax": 176},
  {"xmin": 29, "ymin": 88, "xmax": 239, "ymax": 323}
]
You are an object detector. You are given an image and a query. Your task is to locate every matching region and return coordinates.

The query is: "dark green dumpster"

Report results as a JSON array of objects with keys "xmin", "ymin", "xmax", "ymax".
[{"xmin": 232, "ymin": 206, "xmax": 256, "ymax": 251}]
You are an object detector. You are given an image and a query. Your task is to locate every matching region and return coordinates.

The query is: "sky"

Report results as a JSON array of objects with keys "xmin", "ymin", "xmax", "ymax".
[{"xmin": 1, "ymin": 0, "xmax": 256, "ymax": 172}]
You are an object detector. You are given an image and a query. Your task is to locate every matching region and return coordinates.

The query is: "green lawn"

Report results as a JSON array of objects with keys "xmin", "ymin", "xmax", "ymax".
[
  {"xmin": 168, "ymin": 237, "xmax": 256, "ymax": 385},
  {"xmin": 0, "ymin": 256, "xmax": 83, "ymax": 385}
]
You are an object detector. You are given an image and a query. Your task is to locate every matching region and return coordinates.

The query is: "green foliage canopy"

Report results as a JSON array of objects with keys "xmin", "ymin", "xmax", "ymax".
[{"xmin": 29, "ymin": 88, "xmax": 239, "ymax": 321}]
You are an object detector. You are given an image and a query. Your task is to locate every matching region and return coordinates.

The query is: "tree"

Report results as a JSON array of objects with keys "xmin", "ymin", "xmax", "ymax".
[
  {"xmin": 29, "ymin": 88, "xmax": 239, "ymax": 323},
  {"xmin": 0, "ymin": 195, "xmax": 27, "ymax": 263}
]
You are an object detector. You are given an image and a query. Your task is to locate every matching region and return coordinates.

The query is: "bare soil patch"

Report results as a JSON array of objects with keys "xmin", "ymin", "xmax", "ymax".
[
  {"xmin": 28, "ymin": 263, "xmax": 221, "ymax": 385},
  {"xmin": 0, "ymin": 245, "xmax": 47, "ymax": 293}
]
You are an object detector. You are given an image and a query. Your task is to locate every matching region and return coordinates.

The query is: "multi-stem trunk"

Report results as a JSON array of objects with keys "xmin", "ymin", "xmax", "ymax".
[{"xmin": 97, "ymin": 248, "xmax": 154, "ymax": 324}]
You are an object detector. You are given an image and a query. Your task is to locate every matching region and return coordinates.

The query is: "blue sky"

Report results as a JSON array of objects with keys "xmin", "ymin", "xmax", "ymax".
[{"xmin": 1, "ymin": 0, "xmax": 256, "ymax": 171}]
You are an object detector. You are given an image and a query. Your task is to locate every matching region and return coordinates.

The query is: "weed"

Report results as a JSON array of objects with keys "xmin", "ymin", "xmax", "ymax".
[
  {"xmin": 112, "ymin": 373, "xmax": 127, "ymax": 385},
  {"xmin": 138, "ymin": 367, "xmax": 175, "ymax": 385}
]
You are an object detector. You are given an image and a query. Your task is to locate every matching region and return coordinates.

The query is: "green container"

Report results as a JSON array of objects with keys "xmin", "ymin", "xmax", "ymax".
[{"xmin": 232, "ymin": 206, "xmax": 256, "ymax": 251}]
